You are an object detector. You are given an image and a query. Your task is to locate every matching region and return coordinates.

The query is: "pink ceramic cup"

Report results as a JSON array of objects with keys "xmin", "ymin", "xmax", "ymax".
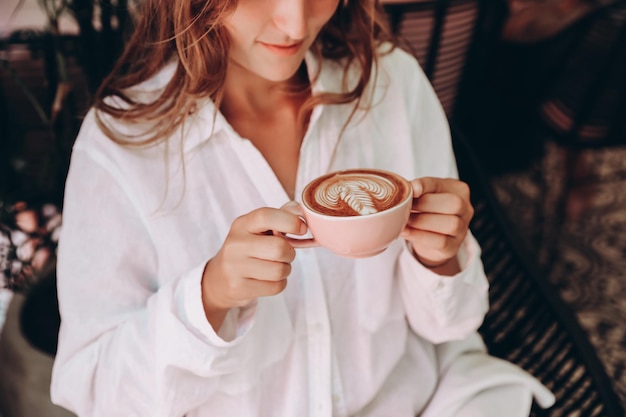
[{"xmin": 286, "ymin": 169, "xmax": 413, "ymax": 258}]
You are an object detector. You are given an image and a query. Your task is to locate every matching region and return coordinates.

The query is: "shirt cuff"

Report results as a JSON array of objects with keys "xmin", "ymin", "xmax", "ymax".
[
  {"xmin": 398, "ymin": 233, "xmax": 489, "ymax": 342},
  {"xmin": 399, "ymin": 232, "xmax": 483, "ymax": 292},
  {"xmin": 175, "ymin": 262, "xmax": 257, "ymax": 347}
]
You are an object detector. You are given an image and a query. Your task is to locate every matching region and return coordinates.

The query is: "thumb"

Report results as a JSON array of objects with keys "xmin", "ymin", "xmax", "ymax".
[
  {"xmin": 411, "ymin": 179, "xmax": 424, "ymax": 199},
  {"xmin": 278, "ymin": 201, "xmax": 309, "ymax": 237},
  {"xmin": 280, "ymin": 200, "xmax": 305, "ymax": 217},
  {"xmin": 411, "ymin": 177, "xmax": 464, "ymax": 197}
]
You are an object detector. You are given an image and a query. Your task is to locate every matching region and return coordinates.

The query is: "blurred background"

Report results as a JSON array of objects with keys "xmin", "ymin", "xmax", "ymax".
[{"xmin": 0, "ymin": 0, "xmax": 625, "ymax": 415}]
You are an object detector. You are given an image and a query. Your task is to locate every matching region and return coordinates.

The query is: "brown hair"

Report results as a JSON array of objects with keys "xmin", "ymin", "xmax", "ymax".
[{"xmin": 94, "ymin": 0, "xmax": 394, "ymax": 146}]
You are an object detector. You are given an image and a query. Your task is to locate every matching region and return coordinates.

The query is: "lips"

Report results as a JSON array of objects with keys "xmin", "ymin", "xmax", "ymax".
[{"xmin": 259, "ymin": 41, "xmax": 303, "ymax": 56}]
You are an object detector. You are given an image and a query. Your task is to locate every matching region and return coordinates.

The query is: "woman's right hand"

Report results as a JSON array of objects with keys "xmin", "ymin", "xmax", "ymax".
[{"xmin": 201, "ymin": 206, "xmax": 308, "ymax": 330}]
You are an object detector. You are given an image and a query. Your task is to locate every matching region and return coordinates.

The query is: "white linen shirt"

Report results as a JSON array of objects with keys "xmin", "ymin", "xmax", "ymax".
[{"xmin": 51, "ymin": 47, "xmax": 554, "ymax": 417}]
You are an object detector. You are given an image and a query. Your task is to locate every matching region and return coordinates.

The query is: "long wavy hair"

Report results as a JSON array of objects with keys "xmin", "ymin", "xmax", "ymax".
[{"xmin": 94, "ymin": 0, "xmax": 395, "ymax": 146}]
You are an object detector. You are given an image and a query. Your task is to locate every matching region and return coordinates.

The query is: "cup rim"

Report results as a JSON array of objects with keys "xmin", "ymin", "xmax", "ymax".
[{"xmin": 300, "ymin": 168, "xmax": 413, "ymax": 219}]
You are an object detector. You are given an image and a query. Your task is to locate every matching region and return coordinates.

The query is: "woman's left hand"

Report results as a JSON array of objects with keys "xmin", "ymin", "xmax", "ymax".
[{"xmin": 400, "ymin": 177, "xmax": 474, "ymax": 272}]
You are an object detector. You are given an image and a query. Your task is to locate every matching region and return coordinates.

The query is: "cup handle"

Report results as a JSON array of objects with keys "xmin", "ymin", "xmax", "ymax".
[{"xmin": 278, "ymin": 232, "xmax": 319, "ymax": 248}]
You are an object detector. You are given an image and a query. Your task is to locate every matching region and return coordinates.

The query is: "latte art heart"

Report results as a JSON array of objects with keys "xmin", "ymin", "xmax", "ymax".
[{"xmin": 308, "ymin": 172, "xmax": 405, "ymax": 216}]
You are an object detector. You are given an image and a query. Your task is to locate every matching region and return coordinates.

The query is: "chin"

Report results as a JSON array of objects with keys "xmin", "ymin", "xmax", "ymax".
[{"xmin": 259, "ymin": 66, "xmax": 304, "ymax": 83}]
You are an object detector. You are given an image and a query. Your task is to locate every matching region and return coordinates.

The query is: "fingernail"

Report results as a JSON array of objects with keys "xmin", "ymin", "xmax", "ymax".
[{"xmin": 300, "ymin": 220, "xmax": 308, "ymax": 234}]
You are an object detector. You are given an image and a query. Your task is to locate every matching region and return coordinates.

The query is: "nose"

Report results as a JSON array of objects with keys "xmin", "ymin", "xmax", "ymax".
[{"xmin": 272, "ymin": 0, "xmax": 308, "ymax": 40}]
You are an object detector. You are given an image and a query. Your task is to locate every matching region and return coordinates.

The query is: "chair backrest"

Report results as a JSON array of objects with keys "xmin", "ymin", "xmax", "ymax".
[
  {"xmin": 382, "ymin": 0, "xmax": 493, "ymax": 117},
  {"xmin": 451, "ymin": 125, "xmax": 625, "ymax": 416}
]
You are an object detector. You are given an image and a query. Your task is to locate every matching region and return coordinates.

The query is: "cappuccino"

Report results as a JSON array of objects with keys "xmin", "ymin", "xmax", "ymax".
[{"xmin": 303, "ymin": 169, "xmax": 410, "ymax": 217}]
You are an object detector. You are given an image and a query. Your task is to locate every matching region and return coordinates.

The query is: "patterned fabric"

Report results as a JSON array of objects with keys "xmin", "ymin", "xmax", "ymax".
[
  {"xmin": 0, "ymin": 202, "xmax": 61, "ymax": 292},
  {"xmin": 490, "ymin": 142, "xmax": 626, "ymax": 406}
]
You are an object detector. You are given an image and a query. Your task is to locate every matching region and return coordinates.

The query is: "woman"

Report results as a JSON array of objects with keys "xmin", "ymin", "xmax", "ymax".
[{"xmin": 51, "ymin": 0, "xmax": 554, "ymax": 415}]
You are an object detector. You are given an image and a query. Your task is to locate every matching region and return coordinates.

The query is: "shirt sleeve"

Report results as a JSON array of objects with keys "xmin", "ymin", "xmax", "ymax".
[
  {"xmin": 394, "ymin": 50, "xmax": 489, "ymax": 343},
  {"xmin": 50, "ymin": 126, "xmax": 293, "ymax": 417},
  {"xmin": 397, "ymin": 233, "xmax": 489, "ymax": 343}
]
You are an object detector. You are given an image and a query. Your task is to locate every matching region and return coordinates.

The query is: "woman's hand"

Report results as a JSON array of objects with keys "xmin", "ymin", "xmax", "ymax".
[
  {"xmin": 401, "ymin": 177, "xmax": 474, "ymax": 276},
  {"xmin": 201, "ymin": 207, "xmax": 308, "ymax": 330}
]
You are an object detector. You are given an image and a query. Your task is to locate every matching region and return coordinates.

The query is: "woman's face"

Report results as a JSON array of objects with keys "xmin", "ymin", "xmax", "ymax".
[{"xmin": 224, "ymin": 0, "xmax": 341, "ymax": 83}]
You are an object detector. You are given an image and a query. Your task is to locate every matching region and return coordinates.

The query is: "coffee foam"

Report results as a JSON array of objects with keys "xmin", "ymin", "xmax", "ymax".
[{"xmin": 304, "ymin": 170, "xmax": 408, "ymax": 217}]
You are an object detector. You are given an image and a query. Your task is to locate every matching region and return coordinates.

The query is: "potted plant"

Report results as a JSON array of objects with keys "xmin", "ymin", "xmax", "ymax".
[{"xmin": 0, "ymin": 0, "xmax": 130, "ymax": 348}]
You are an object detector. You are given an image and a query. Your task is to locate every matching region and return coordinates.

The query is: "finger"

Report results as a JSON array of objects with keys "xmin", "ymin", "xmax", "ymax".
[
  {"xmin": 280, "ymin": 200, "xmax": 305, "ymax": 217},
  {"xmin": 277, "ymin": 201, "xmax": 311, "ymax": 239},
  {"xmin": 407, "ymin": 212, "xmax": 468, "ymax": 238},
  {"xmin": 218, "ymin": 273, "xmax": 288, "ymax": 306},
  {"xmin": 243, "ymin": 276, "xmax": 289, "ymax": 298},
  {"xmin": 401, "ymin": 227, "xmax": 461, "ymax": 259},
  {"xmin": 412, "ymin": 193, "xmax": 473, "ymax": 220},
  {"xmin": 237, "ymin": 207, "xmax": 308, "ymax": 236},
  {"xmin": 412, "ymin": 177, "xmax": 470, "ymax": 201},
  {"xmin": 238, "ymin": 256, "xmax": 293, "ymax": 282},
  {"xmin": 225, "ymin": 234, "xmax": 296, "ymax": 263}
]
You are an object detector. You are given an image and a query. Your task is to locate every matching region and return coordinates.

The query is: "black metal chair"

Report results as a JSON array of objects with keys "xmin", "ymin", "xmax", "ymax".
[{"xmin": 452, "ymin": 124, "xmax": 625, "ymax": 416}]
